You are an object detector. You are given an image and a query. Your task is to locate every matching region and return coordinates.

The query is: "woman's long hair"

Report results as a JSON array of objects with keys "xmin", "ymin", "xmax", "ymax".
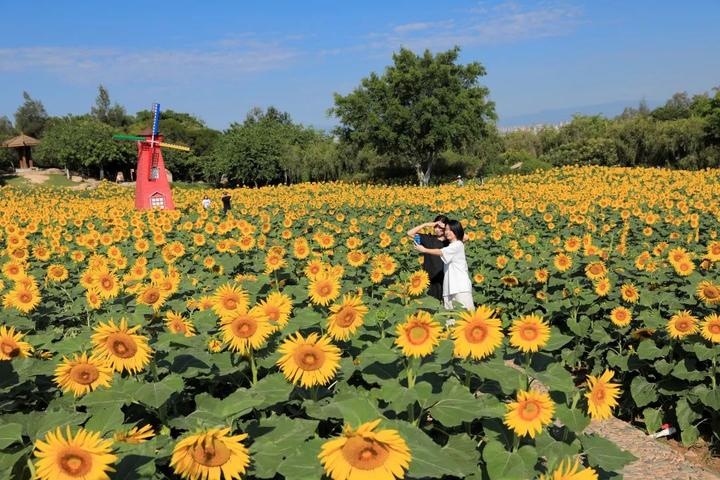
[{"xmin": 446, "ymin": 219, "xmax": 464, "ymax": 242}]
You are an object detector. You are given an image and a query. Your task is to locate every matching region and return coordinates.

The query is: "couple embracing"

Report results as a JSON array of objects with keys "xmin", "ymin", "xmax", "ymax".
[{"xmin": 407, "ymin": 215, "xmax": 474, "ymax": 311}]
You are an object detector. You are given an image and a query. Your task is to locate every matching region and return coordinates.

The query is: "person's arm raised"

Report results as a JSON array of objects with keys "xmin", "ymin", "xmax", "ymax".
[
  {"xmin": 413, "ymin": 243, "xmax": 443, "ymax": 256},
  {"xmin": 406, "ymin": 222, "xmax": 435, "ymax": 239}
]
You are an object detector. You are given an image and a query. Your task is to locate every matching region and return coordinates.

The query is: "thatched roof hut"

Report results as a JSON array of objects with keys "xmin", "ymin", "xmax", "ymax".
[{"xmin": 2, "ymin": 133, "xmax": 40, "ymax": 169}]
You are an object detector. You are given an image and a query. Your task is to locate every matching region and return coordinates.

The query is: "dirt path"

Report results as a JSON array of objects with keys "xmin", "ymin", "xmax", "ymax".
[{"xmin": 586, "ymin": 418, "xmax": 719, "ymax": 480}]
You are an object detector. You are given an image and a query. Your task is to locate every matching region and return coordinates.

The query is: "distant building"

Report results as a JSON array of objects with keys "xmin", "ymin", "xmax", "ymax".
[{"xmin": 498, "ymin": 122, "xmax": 569, "ymax": 134}]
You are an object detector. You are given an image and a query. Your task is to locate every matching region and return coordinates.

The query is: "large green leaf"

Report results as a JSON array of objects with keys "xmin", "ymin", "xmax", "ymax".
[
  {"xmin": 643, "ymin": 407, "xmax": 663, "ymax": 434},
  {"xmin": 533, "ymin": 363, "xmax": 575, "ymax": 393},
  {"xmin": 357, "ymin": 337, "xmax": 400, "ymax": 365},
  {"xmin": 464, "ymin": 357, "xmax": 526, "ymax": 395},
  {"xmin": 134, "ymin": 375, "xmax": 184, "ymax": 409},
  {"xmin": 542, "ymin": 327, "xmax": 574, "ymax": 351},
  {"xmin": 555, "ymin": 404, "xmax": 590, "ymax": 433},
  {"xmin": 306, "ymin": 396, "xmax": 381, "ymax": 426},
  {"xmin": 482, "ymin": 440, "xmax": 533, "ymax": 480},
  {"xmin": 0, "ymin": 423, "xmax": 23, "ymax": 449},
  {"xmin": 636, "ymin": 340, "xmax": 667, "ymax": 360},
  {"xmin": 84, "ymin": 405, "xmax": 125, "ymax": 435},
  {"xmin": 580, "ymin": 434, "xmax": 637, "ymax": 471},
  {"xmin": 630, "ymin": 375, "xmax": 657, "ymax": 408},
  {"xmin": 249, "ymin": 416, "xmax": 319, "ymax": 479},
  {"xmin": 429, "ymin": 377, "xmax": 482, "ymax": 427},
  {"xmin": 253, "ymin": 373, "xmax": 294, "ymax": 407}
]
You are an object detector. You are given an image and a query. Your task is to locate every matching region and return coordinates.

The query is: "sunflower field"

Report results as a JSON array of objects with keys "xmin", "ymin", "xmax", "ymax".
[{"xmin": 1, "ymin": 165, "xmax": 719, "ymax": 480}]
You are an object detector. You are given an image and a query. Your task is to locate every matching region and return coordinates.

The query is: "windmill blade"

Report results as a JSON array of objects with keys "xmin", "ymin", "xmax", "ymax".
[
  {"xmin": 113, "ymin": 134, "xmax": 146, "ymax": 142},
  {"xmin": 158, "ymin": 142, "xmax": 191, "ymax": 152},
  {"xmin": 151, "ymin": 103, "xmax": 161, "ymax": 137}
]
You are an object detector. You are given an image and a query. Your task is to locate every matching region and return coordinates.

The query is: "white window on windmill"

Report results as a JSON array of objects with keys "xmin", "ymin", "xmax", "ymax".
[
  {"xmin": 150, "ymin": 167, "xmax": 160, "ymax": 180},
  {"xmin": 150, "ymin": 192, "xmax": 166, "ymax": 209}
]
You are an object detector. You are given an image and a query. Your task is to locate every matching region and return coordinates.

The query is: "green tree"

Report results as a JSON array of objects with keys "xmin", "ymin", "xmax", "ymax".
[
  {"xmin": 14, "ymin": 92, "xmax": 48, "ymax": 138},
  {"xmin": 0, "ymin": 116, "xmax": 16, "ymax": 169},
  {"xmin": 331, "ymin": 46, "xmax": 496, "ymax": 185},
  {"xmin": 35, "ymin": 116, "xmax": 134, "ymax": 178},
  {"xmin": 91, "ymin": 85, "xmax": 130, "ymax": 127}
]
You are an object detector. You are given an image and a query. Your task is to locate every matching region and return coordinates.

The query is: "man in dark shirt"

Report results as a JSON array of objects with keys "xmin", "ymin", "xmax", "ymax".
[
  {"xmin": 221, "ymin": 192, "xmax": 231, "ymax": 215},
  {"xmin": 407, "ymin": 215, "xmax": 449, "ymax": 301}
]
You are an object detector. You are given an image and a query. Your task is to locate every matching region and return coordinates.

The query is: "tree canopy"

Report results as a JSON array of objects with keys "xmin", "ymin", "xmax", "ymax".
[
  {"xmin": 331, "ymin": 46, "xmax": 496, "ymax": 185},
  {"xmin": 14, "ymin": 92, "xmax": 48, "ymax": 138}
]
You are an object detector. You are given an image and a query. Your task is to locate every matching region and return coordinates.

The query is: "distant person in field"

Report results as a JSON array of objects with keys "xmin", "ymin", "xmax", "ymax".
[
  {"xmin": 456, "ymin": 175, "xmax": 464, "ymax": 187},
  {"xmin": 115, "ymin": 171, "xmax": 124, "ymax": 183},
  {"xmin": 414, "ymin": 219, "xmax": 474, "ymax": 311},
  {"xmin": 202, "ymin": 195, "xmax": 211, "ymax": 210},
  {"xmin": 221, "ymin": 192, "xmax": 231, "ymax": 215},
  {"xmin": 407, "ymin": 215, "xmax": 450, "ymax": 301}
]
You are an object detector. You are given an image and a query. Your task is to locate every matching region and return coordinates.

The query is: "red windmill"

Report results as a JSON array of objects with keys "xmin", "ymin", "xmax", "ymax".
[{"xmin": 113, "ymin": 103, "xmax": 189, "ymax": 210}]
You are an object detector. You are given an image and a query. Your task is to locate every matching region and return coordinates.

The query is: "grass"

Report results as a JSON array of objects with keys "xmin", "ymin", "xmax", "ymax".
[
  {"xmin": 44, "ymin": 174, "xmax": 81, "ymax": 187},
  {"xmin": 0, "ymin": 175, "xmax": 30, "ymax": 187}
]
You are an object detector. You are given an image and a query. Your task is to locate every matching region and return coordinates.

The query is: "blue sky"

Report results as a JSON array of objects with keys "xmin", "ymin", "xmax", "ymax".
[{"xmin": 1, "ymin": 0, "xmax": 719, "ymax": 130}]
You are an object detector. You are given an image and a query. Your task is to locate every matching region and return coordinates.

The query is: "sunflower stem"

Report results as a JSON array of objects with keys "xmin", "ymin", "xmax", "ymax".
[
  {"xmin": 407, "ymin": 358, "xmax": 416, "ymax": 389},
  {"xmin": 712, "ymin": 354, "xmax": 717, "ymax": 389},
  {"xmin": 311, "ymin": 386, "xmax": 319, "ymax": 402},
  {"xmin": 249, "ymin": 348, "xmax": 258, "ymax": 386}
]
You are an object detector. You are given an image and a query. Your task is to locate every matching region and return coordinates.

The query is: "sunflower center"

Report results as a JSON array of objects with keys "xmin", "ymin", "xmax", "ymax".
[
  {"xmin": 318, "ymin": 283, "xmax": 333, "ymax": 296},
  {"xmin": 407, "ymin": 325, "xmax": 429, "ymax": 345},
  {"xmin": 18, "ymin": 292, "xmax": 32, "ymax": 303},
  {"xmin": 231, "ymin": 317, "xmax": 257, "ymax": 338},
  {"xmin": 265, "ymin": 306, "xmax": 280, "ymax": 321},
  {"xmin": 704, "ymin": 286, "xmax": 720, "ymax": 299},
  {"xmin": 519, "ymin": 400, "xmax": 541, "ymax": 421},
  {"xmin": 293, "ymin": 345, "xmax": 325, "ymax": 371},
  {"xmin": 341, "ymin": 436, "xmax": 390, "ymax": 470},
  {"xmin": 519, "ymin": 325, "xmax": 538, "ymax": 341},
  {"xmin": 675, "ymin": 319, "xmax": 692, "ymax": 332},
  {"xmin": 172, "ymin": 320, "xmax": 187, "ymax": 333},
  {"xmin": 0, "ymin": 340, "xmax": 19, "ymax": 357},
  {"xmin": 70, "ymin": 364, "xmax": 100, "ymax": 385},
  {"xmin": 466, "ymin": 323, "xmax": 488, "ymax": 343},
  {"xmin": 709, "ymin": 323, "xmax": 720, "ymax": 334},
  {"xmin": 190, "ymin": 437, "xmax": 232, "ymax": 467},
  {"xmin": 615, "ymin": 311, "xmax": 627, "ymax": 321},
  {"xmin": 59, "ymin": 448, "xmax": 92, "ymax": 476},
  {"xmin": 144, "ymin": 290, "xmax": 160, "ymax": 303},
  {"xmin": 107, "ymin": 333, "xmax": 138, "ymax": 358},
  {"xmin": 590, "ymin": 265, "xmax": 602, "ymax": 274},
  {"xmin": 592, "ymin": 386, "xmax": 606, "ymax": 402},
  {"xmin": 101, "ymin": 278, "xmax": 112, "ymax": 289},
  {"xmin": 336, "ymin": 308, "xmax": 357, "ymax": 328},
  {"xmin": 223, "ymin": 298, "xmax": 238, "ymax": 310}
]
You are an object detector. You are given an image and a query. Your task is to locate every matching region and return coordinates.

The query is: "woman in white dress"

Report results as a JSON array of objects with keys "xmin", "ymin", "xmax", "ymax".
[{"xmin": 413, "ymin": 219, "xmax": 474, "ymax": 310}]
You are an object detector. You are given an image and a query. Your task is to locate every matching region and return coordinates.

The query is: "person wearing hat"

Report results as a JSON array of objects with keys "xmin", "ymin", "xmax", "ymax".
[{"xmin": 456, "ymin": 175, "xmax": 464, "ymax": 187}]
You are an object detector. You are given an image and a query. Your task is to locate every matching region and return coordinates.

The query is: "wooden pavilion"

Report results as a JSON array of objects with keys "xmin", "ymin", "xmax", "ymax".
[{"xmin": 2, "ymin": 133, "xmax": 40, "ymax": 169}]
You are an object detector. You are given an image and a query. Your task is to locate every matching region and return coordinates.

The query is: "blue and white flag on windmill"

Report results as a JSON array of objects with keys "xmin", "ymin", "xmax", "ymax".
[{"xmin": 152, "ymin": 103, "xmax": 161, "ymax": 138}]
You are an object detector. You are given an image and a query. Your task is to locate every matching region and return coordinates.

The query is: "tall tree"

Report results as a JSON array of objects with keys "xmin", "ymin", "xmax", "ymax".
[
  {"xmin": 14, "ymin": 92, "xmax": 48, "ymax": 137},
  {"xmin": 331, "ymin": 46, "xmax": 496, "ymax": 185},
  {"xmin": 91, "ymin": 85, "xmax": 129, "ymax": 127},
  {"xmin": 0, "ymin": 116, "xmax": 16, "ymax": 168}
]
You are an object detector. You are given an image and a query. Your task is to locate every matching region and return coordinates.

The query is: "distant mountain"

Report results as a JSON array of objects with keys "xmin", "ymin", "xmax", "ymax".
[{"xmin": 498, "ymin": 99, "xmax": 662, "ymax": 128}]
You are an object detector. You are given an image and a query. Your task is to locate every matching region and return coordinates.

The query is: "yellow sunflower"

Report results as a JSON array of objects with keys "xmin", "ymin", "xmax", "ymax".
[
  {"xmin": 220, "ymin": 308, "xmax": 274, "ymax": 355},
  {"xmin": 394, "ymin": 311, "xmax": 442, "ymax": 358},
  {"xmin": 504, "ymin": 389, "xmax": 555, "ymax": 438},
  {"xmin": 508, "ymin": 314, "xmax": 550, "ymax": 352},
  {"xmin": 585, "ymin": 369, "xmax": 621, "ymax": 420},
  {"xmin": 452, "ymin": 305, "xmax": 504, "ymax": 360},
  {"xmin": 0, "ymin": 325, "xmax": 33, "ymax": 360},
  {"xmin": 696, "ymin": 281, "xmax": 720, "ymax": 306},
  {"xmin": 319, "ymin": 419, "xmax": 411, "ymax": 480},
  {"xmin": 609, "ymin": 307, "xmax": 632, "ymax": 327},
  {"xmin": 534, "ymin": 269, "xmax": 549, "ymax": 283},
  {"xmin": 113, "ymin": 424, "xmax": 155, "ymax": 444},
  {"xmin": 170, "ymin": 428, "xmax": 250, "ymax": 480},
  {"xmin": 46, "ymin": 264, "xmax": 69, "ymax": 282},
  {"xmin": 553, "ymin": 253, "xmax": 573, "ymax": 272},
  {"xmin": 3, "ymin": 284, "xmax": 41, "ymax": 313},
  {"xmin": 165, "ymin": 311, "xmax": 197, "ymax": 337},
  {"xmin": 701, "ymin": 313, "xmax": 720, "ymax": 343},
  {"xmin": 34, "ymin": 426, "xmax": 117, "ymax": 480},
  {"xmin": 277, "ymin": 332, "xmax": 341, "ymax": 387},
  {"xmin": 538, "ymin": 458, "xmax": 598, "ymax": 480},
  {"xmin": 91, "ymin": 318, "xmax": 153, "ymax": 374},
  {"xmin": 95, "ymin": 270, "xmax": 121, "ymax": 300},
  {"xmin": 406, "ymin": 270, "xmax": 430, "ymax": 296},
  {"xmin": 327, "ymin": 294, "xmax": 369, "ymax": 341},
  {"xmin": 136, "ymin": 284, "xmax": 168, "ymax": 312},
  {"xmin": 211, "ymin": 283, "xmax": 249, "ymax": 320},
  {"xmin": 584, "ymin": 262, "xmax": 607, "ymax": 281},
  {"xmin": 308, "ymin": 272, "xmax": 341, "ymax": 306},
  {"xmin": 54, "ymin": 352, "xmax": 113, "ymax": 397},
  {"xmin": 347, "ymin": 250, "xmax": 367, "ymax": 267},
  {"xmin": 594, "ymin": 278, "xmax": 611, "ymax": 297},
  {"xmin": 674, "ymin": 259, "xmax": 695, "ymax": 276},
  {"xmin": 620, "ymin": 283, "xmax": 639, "ymax": 303},
  {"xmin": 256, "ymin": 291, "xmax": 293, "ymax": 329},
  {"xmin": 667, "ymin": 310, "xmax": 698, "ymax": 339}
]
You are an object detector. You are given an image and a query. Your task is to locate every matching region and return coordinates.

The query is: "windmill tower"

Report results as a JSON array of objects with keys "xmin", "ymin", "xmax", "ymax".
[{"xmin": 113, "ymin": 103, "xmax": 190, "ymax": 210}]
